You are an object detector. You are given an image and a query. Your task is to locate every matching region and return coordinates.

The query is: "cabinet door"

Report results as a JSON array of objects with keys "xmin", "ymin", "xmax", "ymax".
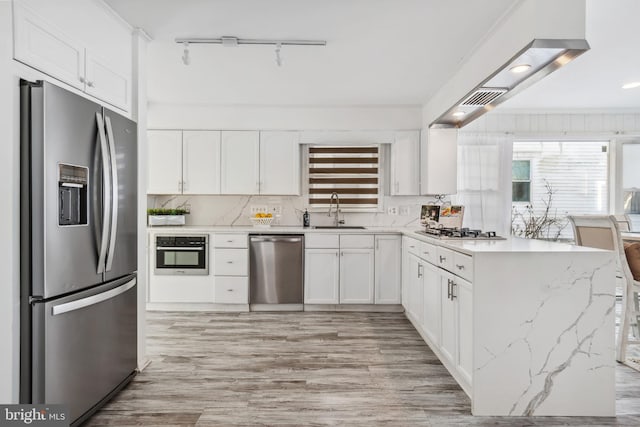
[
  {"xmin": 456, "ymin": 278, "xmax": 473, "ymax": 385},
  {"xmin": 406, "ymin": 254, "xmax": 424, "ymax": 323},
  {"xmin": 340, "ymin": 249, "xmax": 375, "ymax": 304},
  {"xmin": 259, "ymin": 131, "xmax": 300, "ymax": 195},
  {"xmin": 183, "ymin": 131, "xmax": 221, "ymax": 194},
  {"xmin": 85, "ymin": 52, "xmax": 130, "ymax": 111},
  {"xmin": 147, "ymin": 130, "xmax": 183, "ymax": 194},
  {"xmin": 304, "ymin": 249, "xmax": 339, "ymax": 304},
  {"xmin": 374, "ymin": 235, "xmax": 401, "ymax": 304},
  {"xmin": 220, "ymin": 131, "xmax": 260, "ymax": 194},
  {"xmin": 13, "ymin": 3, "xmax": 85, "ymax": 91},
  {"xmin": 391, "ymin": 131, "xmax": 420, "ymax": 195},
  {"xmin": 401, "ymin": 237, "xmax": 412, "ymax": 311},
  {"xmin": 421, "ymin": 128, "xmax": 457, "ymax": 195},
  {"xmin": 422, "ymin": 261, "xmax": 441, "ymax": 345},
  {"xmin": 440, "ymin": 272, "xmax": 457, "ymax": 364}
]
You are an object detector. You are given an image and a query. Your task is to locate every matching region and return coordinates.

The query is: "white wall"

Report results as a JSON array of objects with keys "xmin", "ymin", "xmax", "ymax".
[
  {"xmin": 0, "ymin": 1, "xmax": 20, "ymax": 404},
  {"xmin": 148, "ymin": 103, "xmax": 422, "ymax": 131}
]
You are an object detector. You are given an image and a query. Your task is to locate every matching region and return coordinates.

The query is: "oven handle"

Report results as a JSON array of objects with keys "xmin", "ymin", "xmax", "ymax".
[{"xmin": 156, "ymin": 247, "xmax": 205, "ymax": 251}]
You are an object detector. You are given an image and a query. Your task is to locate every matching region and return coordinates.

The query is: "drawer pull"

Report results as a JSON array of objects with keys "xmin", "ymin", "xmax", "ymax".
[
  {"xmin": 409, "ymin": 245, "xmax": 416, "ymax": 249},
  {"xmin": 451, "ymin": 282, "xmax": 457, "ymax": 300},
  {"xmin": 227, "ymin": 240, "xmax": 234, "ymax": 242},
  {"xmin": 423, "ymin": 251, "xmax": 429, "ymax": 255},
  {"xmin": 227, "ymin": 289, "xmax": 233, "ymax": 292},
  {"xmin": 226, "ymin": 261, "xmax": 233, "ymax": 264},
  {"xmin": 455, "ymin": 264, "xmax": 465, "ymax": 270}
]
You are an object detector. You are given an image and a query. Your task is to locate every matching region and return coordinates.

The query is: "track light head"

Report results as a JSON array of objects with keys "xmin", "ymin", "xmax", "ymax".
[
  {"xmin": 275, "ymin": 43, "xmax": 282, "ymax": 67},
  {"xmin": 182, "ymin": 42, "xmax": 190, "ymax": 66}
]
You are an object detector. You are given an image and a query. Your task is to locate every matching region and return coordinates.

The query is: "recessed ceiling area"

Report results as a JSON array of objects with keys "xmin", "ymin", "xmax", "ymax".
[{"xmin": 104, "ymin": 0, "xmax": 518, "ymax": 106}]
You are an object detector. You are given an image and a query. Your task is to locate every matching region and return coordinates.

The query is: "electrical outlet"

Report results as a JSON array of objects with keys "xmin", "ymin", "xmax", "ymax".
[
  {"xmin": 387, "ymin": 206, "xmax": 398, "ymax": 215},
  {"xmin": 399, "ymin": 206, "xmax": 410, "ymax": 216},
  {"xmin": 270, "ymin": 205, "xmax": 283, "ymax": 215},
  {"xmin": 250, "ymin": 205, "xmax": 267, "ymax": 214}
]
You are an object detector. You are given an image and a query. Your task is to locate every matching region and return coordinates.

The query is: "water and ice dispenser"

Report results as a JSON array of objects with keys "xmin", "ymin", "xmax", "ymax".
[{"xmin": 58, "ymin": 163, "xmax": 88, "ymax": 226}]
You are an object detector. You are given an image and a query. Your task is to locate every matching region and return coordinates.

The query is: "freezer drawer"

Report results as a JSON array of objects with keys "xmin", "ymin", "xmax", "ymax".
[{"xmin": 30, "ymin": 275, "xmax": 137, "ymax": 424}]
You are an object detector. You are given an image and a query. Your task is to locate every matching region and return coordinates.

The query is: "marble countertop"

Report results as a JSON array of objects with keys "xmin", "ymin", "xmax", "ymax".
[{"xmin": 147, "ymin": 225, "xmax": 606, "ymax": 255}]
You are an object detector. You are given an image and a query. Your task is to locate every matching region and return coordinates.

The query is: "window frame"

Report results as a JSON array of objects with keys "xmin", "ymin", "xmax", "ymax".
[
  {"xmin": 303, "ymin": 144, "xmax": 385, "ymax": 213},
  {"xmin": 511, "ymin": 159, "xmax": 531, "ymax": 203}
]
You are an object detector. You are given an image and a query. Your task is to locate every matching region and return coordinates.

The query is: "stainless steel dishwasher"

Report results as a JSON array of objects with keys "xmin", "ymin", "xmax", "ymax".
[{"xmin": 249, "ymin": 235, "xmax": 304, "ymax": 307}]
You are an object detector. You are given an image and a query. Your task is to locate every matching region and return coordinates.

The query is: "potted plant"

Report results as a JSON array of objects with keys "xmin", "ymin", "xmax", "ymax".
[{"xmin": 147, "ymin": 208, "xmax": 189, "ymax": 226}]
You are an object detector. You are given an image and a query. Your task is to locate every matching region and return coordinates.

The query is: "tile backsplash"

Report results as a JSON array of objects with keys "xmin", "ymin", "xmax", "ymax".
[{"xmin": 147, "ymin": 195, "xmax": 443, "ymax": 228}]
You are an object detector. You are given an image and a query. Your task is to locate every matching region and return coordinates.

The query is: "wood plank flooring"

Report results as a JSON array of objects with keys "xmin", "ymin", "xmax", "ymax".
[{"xmin": 86, "ymin": 311, "xmax": 640, "ymax": 426}]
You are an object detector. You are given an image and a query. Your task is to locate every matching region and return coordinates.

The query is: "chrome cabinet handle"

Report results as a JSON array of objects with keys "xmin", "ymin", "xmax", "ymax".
[
  {"xmin": 417, "ymin": 264, "xmax": 423, "ymax": 278},
  {"xmin": 87, "ymin": 81, "xmax": 95, "ymax": 88},
  {"xmin": 447, "ymin": 279, "xmax": 452, "ymax": 299},
  {"xmin": 455, "ymin": 264, "xmax": 464, "ymax": 270},
  {"xmin": 226, "ymin": 261, "xmax": 233, "ymax": 264},
  {"xmin": 451, "ymin": 282, "xmax": 457, "ymax": 300},
  {"xmin": 52, "ymin": 278, "xmax": 136, "ymax": 315},
  {"xmin": 423, "ymin": 251, "xmax": 429, "ymax": 255},
  {"xmin": 227, "ymin": 289, "xmax": 233, "ymax": 292},
  {"xmin": 104, "ymin": 116, "xmax": 119, "ymax": 272},
  {"xmin": 439, "ymin": 255, "xmax": 447, "ymax": 263},
  {"xmin": 79, "ymin": 76, "xmax": 85, "ymax": 83}
]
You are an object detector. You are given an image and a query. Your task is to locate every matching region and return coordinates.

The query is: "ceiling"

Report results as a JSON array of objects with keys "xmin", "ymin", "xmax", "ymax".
[
  {"xmin": 104, "ymin": 0, "xmax": 517, "ymax": 106},
  {"xmin": 105, "ymin": 0, "xmax": 640, "ymax": 110}
]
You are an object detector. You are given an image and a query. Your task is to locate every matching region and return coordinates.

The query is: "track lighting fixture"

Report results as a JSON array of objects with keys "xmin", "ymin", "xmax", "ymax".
[
  {"xmin": 275, "ymin": 43, "xmax": 282, "ymax": 67},
  {"xmin": 175, "ymin": 36, "xmax": 326, "ymax": 67},
  {"xmin": 181, "ymin": 42, "xmax": 190, "ymax": 66}
]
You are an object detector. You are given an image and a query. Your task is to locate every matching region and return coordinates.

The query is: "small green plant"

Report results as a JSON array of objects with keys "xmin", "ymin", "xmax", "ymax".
[{"xmin": 147, "ymin": 208, "xmax": 189, "ymax": 216}]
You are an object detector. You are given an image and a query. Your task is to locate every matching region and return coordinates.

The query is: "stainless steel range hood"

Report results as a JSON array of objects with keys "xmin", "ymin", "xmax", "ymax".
[{"xmin": 431, "ymin": 39, "xmax": 589, "ymax": 128}]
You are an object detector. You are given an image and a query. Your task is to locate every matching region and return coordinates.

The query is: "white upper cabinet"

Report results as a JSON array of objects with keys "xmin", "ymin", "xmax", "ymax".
[
  {"xmin": 421, "ymin": 128, "xmax": 458, "ymax": 195},
  {"xmin": 221, "ymin": 131, "xmax": 260, "ymax": 195},
  {"xmin": 13, "ymin": 0, "xmax": 133, "ymax": 112},
  {"xmin": 183, "ymin": 131, "xmax": 221, "ymax": 194},
  {"xmin": 391, "ymin": 131, "xmax": 420, "ymax": 195},
  {"xmin": 84, "ymin": 51, "xmax": 130, "ymax": 112},
  {"xmin": 13, "ymin": 3, "xmax": 85, "ymax": 91},
  {"xmin": 148, "ymin": 130, "xmax": 221, "ymax": 195},
  {"xmin": 147, "ymin": 130, "xmax": 182, "ymax": 195},
  {"xmin": 259, "ymin": 131, "xmax": 300, "ymax": 195}
]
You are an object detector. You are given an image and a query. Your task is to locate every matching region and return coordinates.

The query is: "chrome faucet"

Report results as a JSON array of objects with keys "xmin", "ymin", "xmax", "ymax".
[{"xmin": 328, "ymin": 192, "xmax": 344, "ymax": 227}]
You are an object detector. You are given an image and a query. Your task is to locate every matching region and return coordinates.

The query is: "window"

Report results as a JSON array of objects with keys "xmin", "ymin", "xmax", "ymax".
[
  {"xmin": 307, "ymin": 145, "xmax": 380, "ymax": 210},
  {"xmin": 512, "ymin": 160, "xmax": 531, "ymax": 202}
]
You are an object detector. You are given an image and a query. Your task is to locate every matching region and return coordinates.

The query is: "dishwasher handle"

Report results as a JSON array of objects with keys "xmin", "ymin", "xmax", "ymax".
[{"xmin": 250, "ymin": 236, "xmax": 303, "ymax": 243}]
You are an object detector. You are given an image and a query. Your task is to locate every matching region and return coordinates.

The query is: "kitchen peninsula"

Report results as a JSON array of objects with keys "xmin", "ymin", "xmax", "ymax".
[{"xmin": 147, "ymin": 226, "xmax": 616, "ymax": 417}]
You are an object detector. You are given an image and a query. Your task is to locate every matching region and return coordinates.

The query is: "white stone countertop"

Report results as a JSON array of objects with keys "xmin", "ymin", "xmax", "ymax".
[{"xmin": 147, "ymin": 225, "xmax": 606, "ymax": 255}]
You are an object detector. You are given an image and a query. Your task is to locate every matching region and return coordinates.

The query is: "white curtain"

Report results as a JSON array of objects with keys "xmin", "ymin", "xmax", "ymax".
[{"xmin": 453, "ymin": 132, "xmax": 513, "ymax": 236}]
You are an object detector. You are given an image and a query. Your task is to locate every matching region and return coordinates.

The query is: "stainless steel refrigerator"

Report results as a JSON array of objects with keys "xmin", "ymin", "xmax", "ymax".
[{"xmin": 19, "ymin": 80, "xmax": 138, "ymax": 426}]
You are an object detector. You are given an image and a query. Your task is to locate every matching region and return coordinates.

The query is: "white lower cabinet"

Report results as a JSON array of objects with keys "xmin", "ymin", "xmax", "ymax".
[
  {"xmin": 402, "ymin": 237, "xmax": 473, "ymax": 393},
  {"xmin": 440, "ymin": 272, "xmax": 457, "ymax": 364},
  {"xmin": 421, "ymin": 261, "xmax": 441, "ymax": 345},
  {"xmin": 304, "ymin": 249, "xmax": 340, "ymax": 304},
  {"xmin": 214, "ymin": 277, "xmax": 249, "ymax": 304},
  {"xmin": 340, "ymin": 249, "xmax": 375, "ymax": 304},
  {"xmin": 456, "ymin": 277, "xmax": 473, "ymax": 384},
  {"xmin": 374, "ymin": 235, "xmax": 402, "ymax": 304}
]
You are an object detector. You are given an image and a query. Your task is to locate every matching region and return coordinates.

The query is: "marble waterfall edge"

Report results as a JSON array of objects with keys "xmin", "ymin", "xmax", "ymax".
[{"xmin": 472, "ymin": 251, "xmax": 616, "ymax": 416}]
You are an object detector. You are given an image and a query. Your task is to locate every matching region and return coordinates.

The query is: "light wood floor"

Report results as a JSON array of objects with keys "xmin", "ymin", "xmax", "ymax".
[{"xmin": 86, "ymin": 311, "xmax": 640, "ymax": 426}]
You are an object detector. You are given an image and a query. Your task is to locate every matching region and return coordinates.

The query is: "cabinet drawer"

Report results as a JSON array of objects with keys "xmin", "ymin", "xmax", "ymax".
[
  {"xmin": 340, "ymin": 234, "xmax": 374, "ymax": 249},
  {"xmin": 214, "ymin": 249, "xmax": 248, "ymax": 276},
  {"xmin": 437, "ymin": 247, "xmax": 455, "ymax": 271},
  {"xmin": 214, "ymin": 233, "xmax": 248, "ymax": 248},
  {"xmin": 453, "ymin": 251, "xmax": 473, "ymax": 281},
  {"xmin": 305, "ymin": 233, "xmax": 339, "ymax": 248},
  {"xmin": 418, "ymin": 241, "xmax": 437, "ymax": 264},
  {"xmin": 406, "ymin": 238, "xmax": 420, "ymax": 256},
  {"xmin": 214, "ymin": 277, "xmax": 248, "ymax": 303}
]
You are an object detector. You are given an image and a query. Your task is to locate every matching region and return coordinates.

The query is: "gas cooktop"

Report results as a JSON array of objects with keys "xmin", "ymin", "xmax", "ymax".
[{"xmin": 415, "ymin": 227, "xmax": 506, "ymax": 240}]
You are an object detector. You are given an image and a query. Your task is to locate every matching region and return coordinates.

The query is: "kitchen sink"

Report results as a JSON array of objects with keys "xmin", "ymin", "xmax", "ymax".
[{"xmin": 313, "ymin": 226, "xmax": 367, "ymax": 229}]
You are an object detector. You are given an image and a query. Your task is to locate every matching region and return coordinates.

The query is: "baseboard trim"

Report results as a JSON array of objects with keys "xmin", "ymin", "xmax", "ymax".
[
  {"xmin": 146, "ymin": 303, "xmax": 250, "ymax": 312},
  {"xmin": 304, "ymin": 304, "xmax": 403, "ymax": 312}
]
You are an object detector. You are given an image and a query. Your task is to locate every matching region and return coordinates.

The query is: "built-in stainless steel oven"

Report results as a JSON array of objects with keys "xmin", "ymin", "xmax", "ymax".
[{"xmin": 155, "ymin": 235, "xmax": 209, "ymax": 275}]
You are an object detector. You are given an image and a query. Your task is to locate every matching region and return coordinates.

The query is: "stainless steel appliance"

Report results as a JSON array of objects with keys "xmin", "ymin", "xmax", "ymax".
[
  {"xmin": 249, "ymin": 235, "xmax": 304, "ymax": 306},
  {"xmin": 416, "ymin": 227, "xmax": 506, "ymax": 240},
  {"xmin": 155, "ymin": 235, "xmax": 209, "ymax": 275},
  {"xmin": 20, "ymin": 80, "xmax": 138, "ymax": 426}
]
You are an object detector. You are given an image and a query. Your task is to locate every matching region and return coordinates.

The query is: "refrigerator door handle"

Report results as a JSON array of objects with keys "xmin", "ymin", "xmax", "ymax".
[
  {"xmin": 95, "ymin": 113, "xmax": 111, "ymax": 274},
  {"xmin": 51, "ymin": 278, "xmax": 136, "ymax": 316},
  {"xmin": 104, "ymin": 115, "xmax": 119, "ymax": 272}
]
